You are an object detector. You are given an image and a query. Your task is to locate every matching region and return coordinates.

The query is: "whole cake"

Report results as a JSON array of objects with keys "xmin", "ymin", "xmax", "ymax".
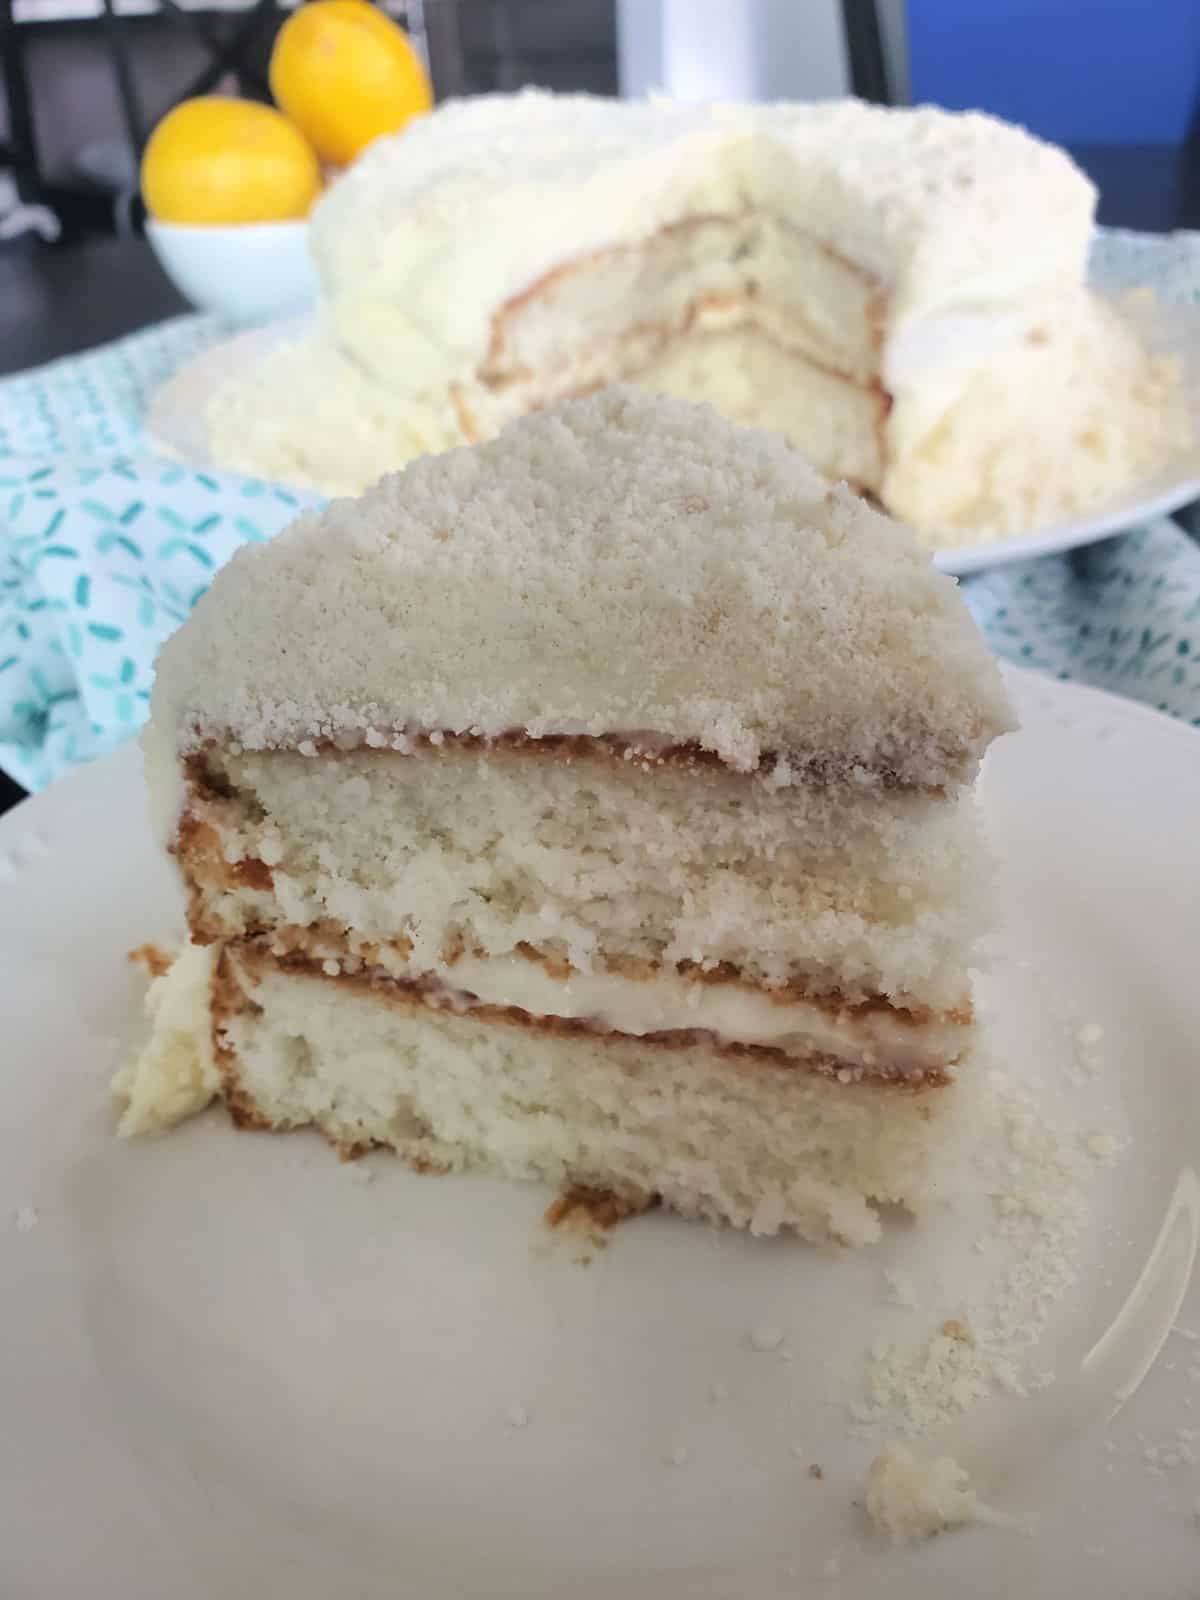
[
  {"xmin": 120, "ymin": 389, "xmax": 1014, "ymax": 1246},
  {"xmin": 205, "ymin": 91, "xmax": 1184, "ymax": 540}
]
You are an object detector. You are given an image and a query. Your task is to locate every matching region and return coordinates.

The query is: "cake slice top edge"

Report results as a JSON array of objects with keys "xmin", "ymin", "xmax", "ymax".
[{"xmin": 148, "ymin": 388, "xmax": 1014, "ymax": 826}]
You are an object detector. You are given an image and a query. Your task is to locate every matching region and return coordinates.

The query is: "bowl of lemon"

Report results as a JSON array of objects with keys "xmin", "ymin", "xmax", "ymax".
[{"xmin": 142, "ymin": 0, "xmax": 431, "ymax": 324}]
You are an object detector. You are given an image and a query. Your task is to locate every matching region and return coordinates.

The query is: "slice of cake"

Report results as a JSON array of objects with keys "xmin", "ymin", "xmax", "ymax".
[
  {"xmin": 124, "ymin": 388, "xmax": 1014, "ymax": 1246},
  {"xmin": 205, "ymin": 91, "xmax": 1185, "ymax": 539}
]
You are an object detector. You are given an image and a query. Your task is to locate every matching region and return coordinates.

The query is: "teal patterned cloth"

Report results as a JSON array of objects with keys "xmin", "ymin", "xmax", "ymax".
[
  {"xmin": 0, "ymin": 316, "xmax": 323, "ymax": 788},
  {"xmin": 0, "ymin": 455, "xmax": 318, "ymax": 787},
  {"xmin": 2, "ymin": 231, "xmax": 1200, "ymax": 790}
]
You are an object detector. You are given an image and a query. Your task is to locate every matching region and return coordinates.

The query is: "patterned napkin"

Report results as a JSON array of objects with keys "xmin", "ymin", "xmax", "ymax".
[{"xmin": 2, "ymin": 232, "xmax": 1199, "ymax": 792}]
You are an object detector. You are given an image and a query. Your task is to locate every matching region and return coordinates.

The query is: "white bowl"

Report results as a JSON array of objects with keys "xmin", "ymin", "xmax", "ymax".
[{"xmin": 146, "ymin": 217, "xmax": 319, "ymax": 324}]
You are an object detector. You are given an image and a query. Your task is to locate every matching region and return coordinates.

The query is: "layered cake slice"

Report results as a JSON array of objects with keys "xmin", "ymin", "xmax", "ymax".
[{"xmin": 123, "ymin": 388, "xmax": 1014, "ymax": 1245}]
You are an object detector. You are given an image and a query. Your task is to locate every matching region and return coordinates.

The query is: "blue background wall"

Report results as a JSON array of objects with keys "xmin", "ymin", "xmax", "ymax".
[{"xmin": 908, "ymin": 0, "xmax": 1200, "ymax": 145}]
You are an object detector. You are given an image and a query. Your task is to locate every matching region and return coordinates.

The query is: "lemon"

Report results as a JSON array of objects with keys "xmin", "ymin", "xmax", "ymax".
[
  {"xmin": 141, "ymin": 97, "xmax": 321, "ymax": 224},
  {"xmin": 269, "ymin": 0, "xmax": 433, "ymax": 168}
]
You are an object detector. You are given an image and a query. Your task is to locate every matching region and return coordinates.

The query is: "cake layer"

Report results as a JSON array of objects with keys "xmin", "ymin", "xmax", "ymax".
[
  {"xmin": 178, "ymin": 740, "xmax": 987, "ymax": 1010},
  {"xmin": 185, "ymin": 916, "xmax": 969, "ymax": 1079},
  {"xmin": 463, "ymin": 329, "xmax": 887, "ymax": 496},
  {"xmin": 214, "ymin": 945, "xmax": 962, "ymax": 1246},
  {"xmin": 150, "ymin": 388, "xmax": 1016, "ymax": 827},
  {"xmin": 465, "ymin": 208, "xmax": 883, "ymax": 403},
  {"xmin": 381, "ymin": 951, "xmax": 966, "ymax": 1076},
  {"xmin": 454, "ymin": 210, "xmax": 888, "ymax": 489},
  {"xmin": 638, "ymin": 327, "xmax": 886, "ymax": 492}
]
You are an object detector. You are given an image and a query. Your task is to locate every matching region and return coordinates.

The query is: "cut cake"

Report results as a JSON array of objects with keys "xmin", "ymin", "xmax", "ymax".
[{"xmin": 206, "ymin": 91, "xmax": 1185, "ymax": 540}]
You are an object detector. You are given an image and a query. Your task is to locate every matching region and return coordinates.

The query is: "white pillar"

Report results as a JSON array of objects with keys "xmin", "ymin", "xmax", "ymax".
[{"xmin": 617, "ymin": 0, "xmax": 852, "ymax": 103}]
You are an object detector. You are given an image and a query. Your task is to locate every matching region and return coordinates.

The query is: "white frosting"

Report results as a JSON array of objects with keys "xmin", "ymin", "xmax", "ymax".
[
  {"xmin": 150, "ymin": 387, "xmax": 1014, "ymax": 827},
  {"xmin": 883, "ymin": 305, "xmax": 1048, "ymax": 459},
  {"xmin": 436, "ymin": 953, "xmax": 963, "ymax": 1075},
  {"xmin": 205, "ymin": 91, "xmax": 1161, "ymax": 538},
  {"xmin": 311, "ymin": 91, "xmax": 1093, "ymax": 422},
  {"xmin": 112, "ymin": 944, "xmax": 219, "ymax": 1134}
]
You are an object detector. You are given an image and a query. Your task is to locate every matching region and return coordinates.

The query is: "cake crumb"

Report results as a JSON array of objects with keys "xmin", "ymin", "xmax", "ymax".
[
  {"xmin": 865, "ymin": 1445, "xmax": 1033, "ymax": 1543},
  {"xmin": 1076, "ymin": 1022, "xmax": 1104, "ymax": 1047},
  {"xmin": 856, "ymin": 1066, "xmax": 1091, "ymax": 1433},
  {"xmin": 666, "ymin": 1444, "xmax": 690, "ymax": 1467},
  {"xmin": 504, "ymin": 1404, "xmax": 531, "ymax": 1429},
  {"xmin": 809, "ymin": 1463, "xmax": 824, "ymax": 1480},
  {"xmin": 544, "ymin": 1183, "xmax": 653, "ymax": 1243},
  {"xmin": 127, "ymin": 942, "xmax": 172, "ymax": 979},
  {"xmin": 822, "ymin": 1555, "xmax": 841, "ymax": 1579},
  {"xmin": 14, "ymin": 1205, "xmax": 38, "ymax": 1232}
]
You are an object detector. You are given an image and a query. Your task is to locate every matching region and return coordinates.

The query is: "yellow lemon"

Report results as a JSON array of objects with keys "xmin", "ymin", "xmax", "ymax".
[
  {"xmin": 269, "ymin": 0, "xmax": 433, "ymax": 168},
  {"xmin": 141, "ymin": 97, "xmax": 322, "ymax": 224}
]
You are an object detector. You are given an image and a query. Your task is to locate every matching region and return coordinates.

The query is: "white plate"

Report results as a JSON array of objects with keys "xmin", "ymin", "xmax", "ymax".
[
  {"xmin": 2, "ymin": 670, "xmax": 1199, "ymax": 1599},
  {"xmin": 939, "ymin": 294, "xmax": 1200, "ymax": 577},
  {"xmin": 144, "ymin": 298, "xmax": 1200, "ymax": 577}
]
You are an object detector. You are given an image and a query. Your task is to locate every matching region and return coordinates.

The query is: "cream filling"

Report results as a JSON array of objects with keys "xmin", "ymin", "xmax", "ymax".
[
  {"xmin": 885, "ymin": 304, "xmax": 1050, "ymax": 463},
  {"xmin": 425, "ymin": 952, "xmax": 965, "ymax": 1076}
]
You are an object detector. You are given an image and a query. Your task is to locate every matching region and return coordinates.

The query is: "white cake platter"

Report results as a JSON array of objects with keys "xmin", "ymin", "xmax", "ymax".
[
  {"xmin": 941, "ymin": 293, "xmax": 1200, "ymax": 577},
  {"xmin": 2, "ymin": 668, "xmax": 1198, "ymax": 1599},
  {"xmin": 145, "ymin": 295, "xmax": 1200, "ymax": 578}
]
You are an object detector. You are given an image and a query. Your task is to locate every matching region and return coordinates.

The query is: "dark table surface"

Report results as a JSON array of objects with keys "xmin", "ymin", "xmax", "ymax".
[
  {"xmin": 0, "ymin": 233, "xmax": 190, "ymax": 375},
  {"xmin": 1, "ymin": 140, "xmax": 1198, "ymax": 819}
]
